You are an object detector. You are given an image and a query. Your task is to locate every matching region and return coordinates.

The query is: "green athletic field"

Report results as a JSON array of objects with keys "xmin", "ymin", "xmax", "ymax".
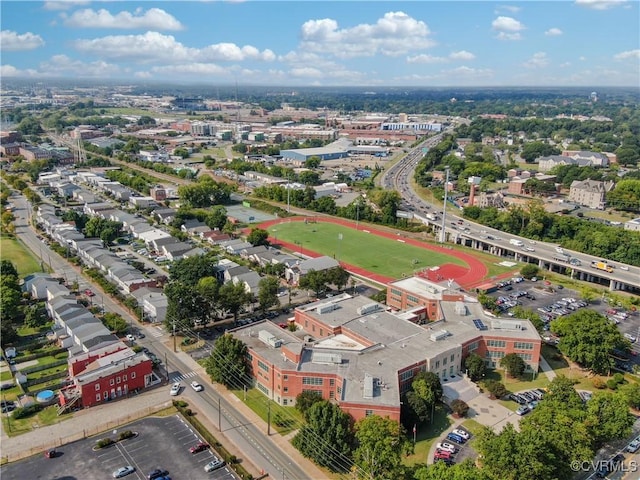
[{"xmin": 267, "ymin": 221, "xmax": 465, "ymax": 279}]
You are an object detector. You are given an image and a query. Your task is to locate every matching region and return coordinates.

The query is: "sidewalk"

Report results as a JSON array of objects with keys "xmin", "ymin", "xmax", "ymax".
[{"xmin": 173, "ymin": 350, "xmax": 329, "ymax": 479}]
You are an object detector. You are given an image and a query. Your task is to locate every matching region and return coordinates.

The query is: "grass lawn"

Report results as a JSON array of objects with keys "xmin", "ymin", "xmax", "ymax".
[
  {"xmin": 199, "ymin": 147, "xmax": 227, "ymax": 158},
  {"xmin": 230, "ymin": 387, "xmax": 304, "ymax": 436},
  {"xmin": 1, "ymin": 370, "xmax": 13, "ymax": 382},
  {"xmin": 269, "ymin": 221, "xmax": 467, "ymax": 279},
  {"xmin": 403, "ymin": 405, "xmax": 453, "ymax": 467},
  {"xmin": 2, "ymin": 405, "xmax": 70, "ymax": 437},
  {"xmin": 0, "ymin": 237, "xmax": 43, "ymax": 276}
]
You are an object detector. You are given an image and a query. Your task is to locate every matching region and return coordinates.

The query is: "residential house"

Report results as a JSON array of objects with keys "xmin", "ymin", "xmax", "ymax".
[{"xmin": 285, "ymin": 256, "xmax": 340, "ymax": 284}]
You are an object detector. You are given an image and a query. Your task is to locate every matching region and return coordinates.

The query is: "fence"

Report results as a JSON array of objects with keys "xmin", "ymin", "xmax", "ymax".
[{"xmin": 1, "ymin": 401, "xmax": 173, "ymax": 464}]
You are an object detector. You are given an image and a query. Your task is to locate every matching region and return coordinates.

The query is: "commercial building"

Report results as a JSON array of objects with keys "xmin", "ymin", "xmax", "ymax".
[{"xmin": 231, "ymin": 277, "xmax": 541, "ymax": 422}]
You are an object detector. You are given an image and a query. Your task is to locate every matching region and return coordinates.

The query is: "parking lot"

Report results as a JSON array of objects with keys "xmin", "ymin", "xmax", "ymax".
[
  {"xmin": 488, "ymin": 278, "xmax": 640, "ymax": 370},
  {"xmin": 0, "ymin": 415, "xmax": 237, "ymax": 480}
]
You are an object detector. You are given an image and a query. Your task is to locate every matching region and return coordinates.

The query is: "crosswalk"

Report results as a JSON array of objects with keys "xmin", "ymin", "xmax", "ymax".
[
  {"xmin": 170, "ymin": 371, "xmax": 198, "ymax": 383},
  {"xmin": 149, "ymin": 326, "xmax": 164, "ymax": 338}
]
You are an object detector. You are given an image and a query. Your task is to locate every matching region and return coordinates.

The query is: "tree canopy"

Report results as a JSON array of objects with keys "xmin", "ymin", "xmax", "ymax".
[{"xmin": 205, "ymin": 334, "xmax": 248, "ymax": 388}]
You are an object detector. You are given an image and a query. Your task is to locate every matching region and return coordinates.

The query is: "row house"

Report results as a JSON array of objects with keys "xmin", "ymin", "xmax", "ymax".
[{"xmin": 285, "ymin": 256, "xmax": 340, "ymax": 285}]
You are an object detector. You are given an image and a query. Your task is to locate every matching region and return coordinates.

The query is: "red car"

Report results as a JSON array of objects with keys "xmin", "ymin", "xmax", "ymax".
[
  {"xmin": 434, "ymin": 449, "xmax": 452, "ymax": 460},
  {"xmin": 189, "ymin": 442, "xmax": 209, "ymax": 454},
  {"xmin": 84, "ymin": 289, "xmax": 95, "ymax": 297}
]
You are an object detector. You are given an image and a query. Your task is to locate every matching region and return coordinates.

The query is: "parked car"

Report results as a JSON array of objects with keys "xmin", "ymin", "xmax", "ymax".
[
  {"xmin": 204, "ymin": 458, "xmax": 226, "ymax": 472},
  {"xmin": 84, "ymin": 289, "xmax": 95, "ymax": 297},
  {"xmin": 452, "ymin": 428, "xmax": 470, "ymax": 440},
  {"xmin": 625, "ymin": 333, "xmax": 637, "ymax": 343},
  {"xmin": 148, "ymin": 468, "xmax": 169, "ymax": 480},
  {"xmin": 189, "ymin": 442, "xmax": 209, "ymax": 454},
  {"xmin": 446, "ymin": 433, "xmax": 465, "ymax": 444},
  {"xmin": 113, "ymin": 466, "xmax": 135, "ymax": 478},
  {"xmin": 190, "ymin": 381, "xmax": 203, "ymax": 392},
  {"xmin": 169, "ymin": 382, "xmax": 181, "ymax": 396},
  {"xmin": 126, "ymin": 334, "xmax": 136, "ymax": 342},
  {"xmin": 627, "ymin": 437, "xmax": 640, "ymax": 453},
  {"xmin": 436, "ymin": 442, "xmax": 456, "ymax": 454},
  {"xmin": 434, "ymin": 449, "xmax": 453, "ymax": 460},
  {"xmin": 516, "ymin": 405, "xmax": 531, "ymax": 416}
]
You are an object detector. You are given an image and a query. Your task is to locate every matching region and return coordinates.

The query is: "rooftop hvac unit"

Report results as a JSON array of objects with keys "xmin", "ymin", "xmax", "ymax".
[
  {"xmin": 491, "ymin": 320, "xmax": 523, "ymax": 330},
  {"xmin": 454, "ymin": 302, "xmax": 467, "ymax": 315},
  {"xmin": 357, "ymin": 302, "xmax": 381, "ymax": 316},
  {"xmin": 312, "ymin": 352, "xmax": 343, "ymax": 365},
  {"xmin": 363, "ymin": 373, "xmax": 374, "ymax": 399},
  {"xmin": 317, "ymin": 302, "xmax": 337, "ymax": 314},
  {"xmin": 430, "ymin": 330, "xmax": 450, "ymax": 342},
  {"xmin": 258, "ymin": 329, "xmax": 282, "ymax": 348}
]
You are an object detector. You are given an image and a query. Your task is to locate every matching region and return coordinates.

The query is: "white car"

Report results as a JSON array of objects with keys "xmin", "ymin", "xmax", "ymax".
[
  {"xmin": 625, "ymin": 333, "xmax": 637, "ymax": 343},
  {"xmin": 190, "ymin": 381, "xmax": 203, "ymax": 392},
  {"xmin": 112, "ymin": 466, "xmax": 135, "ymax": 478},
  {"xmin": 125, "ymin": 334, "xmax": 136, "ymax": 342},
  {"xmin": 620, "ymin": 265, "xmax": 629, "ymax": 271},
  {"xmin": 436, "ymin": 442, "xmax": 456, "ymax": 454},
  {"xmin": 627, "ymin": 437, "xmax": 640, "ymax": 453},
  {"xmin": 170, "ymin": 382, "xmax": 181, "ymax": 396},
  {"xmin": 204, "ymin": 458, "xmax": 226, "ymax": 472},
  {"xmin": 452, "ymin": 428, "xmax": 470, "ymax": 440}
]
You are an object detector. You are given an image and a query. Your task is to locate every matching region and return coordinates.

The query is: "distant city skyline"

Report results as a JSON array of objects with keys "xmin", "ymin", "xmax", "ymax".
[{"xmin": 1, "ymin": 1, "xmax": 639, "ymax": 87}]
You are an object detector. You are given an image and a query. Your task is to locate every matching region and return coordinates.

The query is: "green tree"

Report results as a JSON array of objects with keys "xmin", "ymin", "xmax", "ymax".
[
  {"xmin": 500, "ymin": 353, "xmax": 527, "ymax": 378},
  {"xmin": 305, "ymin": 156, "xmax": 321, "ymax": 169},
  {"xmin": 218, "ymin": 281, "xmax": 252, "ymax": 320},
  {"xmin": 618, "ymin": 382, "xmax": 640, "ymax": 410},
  {"xmin": 24, "ymin": 305, "xmax": 46, "ymax": 328},
  {"xmin": 484, "ymin": 379, "xmax": 507, "ymax": 399},
  {"xmin": 450, "ymin": 399, "xmax": 469, "ymax": 417},
  {"xmin": 292, "ymin": 400, "xmax": 354, "ymax": 472},
  {"xmin": 353, "ymin": 415, "xmax": 405, "ymax": 480},
  {"xmin": 327, "ymin": 266, "xmax": 350, "ymax": 292},
  {"xmin": 170, "ymin": 255, "xmax": 218, "ymax": 285},
  {"xmin": 257, "ymin": 276, "xmax": 279, "ymax": 313},
  {"xmin": 551, "ymin": 310, "xmax": 628, "ymax": 374},
  {"xmin": 295, "ymin": 390, "xmax": 324, "ymax": 417},
  {"xmin": 205, "ymin": 205, "xmax": 228, "ymax": 230},
  {"xmin": 102, "ymin": 312, "xmax": 128, "ymax": 334},
  {"xmin": 247, "ymin": 228, "xmax": 270, "ymax": 247},
  {"xmin": 165, "ymin": 281, "xmax": 209, "ymax": 328},
  {"xmin": 413, "ymin": 459, "xmax": 490, "ymax": 480},
  {"xmin": 299, "ymin": 269, "xmax": 329, "ymax": 298},
  {"xmin": 520, "ymin": 264, "xmax": 539, "ymax": 280},
  {"xmin": 205, "ymin": 334, "xmax": 248, "ymax": 388},
  {"xmin": 464, "ymin": 353, "xmax": 486, "ymax": 381},
  {"xmin": 585, "ymin": 390, "xmax": 635, "ymax": 445}
]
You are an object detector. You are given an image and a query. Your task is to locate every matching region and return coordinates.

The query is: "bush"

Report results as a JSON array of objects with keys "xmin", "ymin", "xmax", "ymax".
[
  {"xmin": 606, "ymin": 379, "xmax": 619, "ymax": 390},
  {"xmin": 592, "ymin": 377, "xmax": 606, "ymax": 389},
  {"xmin": 451, "ymin": 399, "xmax": 469, "ymax": 418},
  {"xmin": 173, "ymin": 400, "xmax": 188, "ymax": 408},
  {"xmin": 96, "ymin": 437, "xmax": 114, "ymax": 448},
  {"xmin": 11, "ymin": 403, "xmax": 43, "ymax": 419},
  {"xmin": 117, "ymin": 430, "xmax": 134, "ymax": 441},
  {"xmin": 613, "ymin": 373, "xmax": 625, "ymax": 385},
  {"xmin": 484, "ymin": 380, "xmax": 507, "ymax": 399}
]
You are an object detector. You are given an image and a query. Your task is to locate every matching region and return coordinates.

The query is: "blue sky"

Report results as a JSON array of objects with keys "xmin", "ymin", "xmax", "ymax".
[{"xmin": 1, "ymin": 1, "xmax": 638, "ymax": 87}]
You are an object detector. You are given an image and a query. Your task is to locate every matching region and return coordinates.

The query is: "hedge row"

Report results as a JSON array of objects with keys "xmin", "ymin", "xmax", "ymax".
[{"xmin": 20, "ymin": 358, "xmax": 68, "ymax": 375}]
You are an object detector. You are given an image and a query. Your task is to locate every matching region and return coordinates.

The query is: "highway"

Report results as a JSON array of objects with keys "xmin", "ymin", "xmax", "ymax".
[
  {"xmin": 379, "ymin": 135, "xmax": 639, "ymax": 291},
  {"xmin": 9, "ymin": 192, "xmax": 316, "ymax": 480}
]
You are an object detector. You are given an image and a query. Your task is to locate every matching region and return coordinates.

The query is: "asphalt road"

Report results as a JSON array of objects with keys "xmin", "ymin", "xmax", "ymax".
[{"xmin": 9, "ymin": 192, "xmax": 314, "ymax": 480}]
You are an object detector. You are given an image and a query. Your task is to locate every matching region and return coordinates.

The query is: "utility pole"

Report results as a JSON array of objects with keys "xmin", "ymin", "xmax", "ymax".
[
  {"xmin": 218, "ymin": 397, "xmax": 221, "ymax": 431},
  {"xmin": 173, "ymin": 318, "xmax": 176, "ymax": 353},
  {"xmin": 439, "ymin": 166, "xmax": 450, "ymax": 244},
  {"xmin": 286, "ymin": 174, "xmax": 290, "ymax": 213},
  {"xmin": 267, "ymin": 400, "xmax": 271, "ymax": 436}
]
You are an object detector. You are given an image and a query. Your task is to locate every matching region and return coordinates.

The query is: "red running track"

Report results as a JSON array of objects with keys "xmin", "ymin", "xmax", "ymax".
[{"xmin": 259, "ymin": 217, "xmax": 488, "ymax": 289}]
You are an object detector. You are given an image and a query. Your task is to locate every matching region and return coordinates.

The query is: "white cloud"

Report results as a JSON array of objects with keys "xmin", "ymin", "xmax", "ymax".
[
  {"xmin": 492, "ymin": 16, "xmax": 525, "ymax": 40},
  {"xmin": 73, "ymin": 32, "xmax": 274, "ymax": 63},
  {"xmin": 406, "ymin": 54, "xmax": 447, "ymax": 64},
  {"xmin": 545, "ymin": 28, "xmax": 563, "ymax": 36},
  {"xmin": 40, "ymin": 54, "xmax": 120, "ymax": 77},
  {"xmin": 0, "ymin": 64, "xmax": 39, "ymax": 77},
  {"xmin": 494, "ymin": 5, "xmax": 521, "ymax": 14},
  {"xmin": 575, "ymin": 0, "xmax": 628, "ymax": 10},
  {"xmin": 449, "ymin": 50, "xmax": 476, "ymax": 61},
  {"xmin": 43, "ymin": 1, "xmax": 90, "ymax": 11},
  {"xmin": 147, "ymin": 63, "xmax": 231, "ymax": 76},
  {"xmin": 614, "ymin": 49, "xmax": 640, "ymax": 60},
  {"xmin": 523, "ymin": 52, "xmax": 549, "ymax": 69},
  {"xmin": 64, "ymin": 8, "xmax": 184, "ymax": 31},
  {"xmin": 1, "ymin": 30, "xmax": 45, "ymax": 51},
  {"xmin": 289, "ymin": 67, "xmax": 324, "ymax": 78},
  {"xmin": 299, "ymin": 11, "xmax": 434, "ymax": 58}
]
